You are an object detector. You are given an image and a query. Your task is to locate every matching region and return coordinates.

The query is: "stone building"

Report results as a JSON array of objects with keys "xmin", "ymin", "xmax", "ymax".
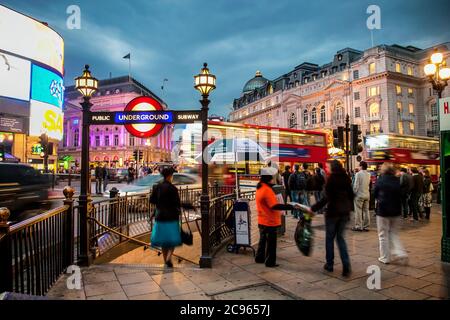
[
  {"xmin": 58, "ymin": 76, "xmax": 172, "ymax": 169},
  {"xmin": 230, "ymin": 43, "xmax": 450, "ymax": 139}
]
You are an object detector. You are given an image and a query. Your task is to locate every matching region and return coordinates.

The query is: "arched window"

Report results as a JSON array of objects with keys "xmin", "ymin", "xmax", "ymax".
[
  {"xmin": 288, "ymin": 113, "xmax": 297, "ymax": 128},
  {"xmin": 303, "ymin": 109, "xmax": 309, "ymax": 127},
  {"xmin": 320, "ymin": 106, "xmax": 326, "ymax": 123},
  {"xmin": 311, "ymin": 107, "xmax": 317, "ymax": 125},
  {"xmin": 369, "ymin": 102, "xmax": 380, "ymax": 117},
  {"xmin": 335, "ymin": 102, "xmax": 344, "ymax": 122}
]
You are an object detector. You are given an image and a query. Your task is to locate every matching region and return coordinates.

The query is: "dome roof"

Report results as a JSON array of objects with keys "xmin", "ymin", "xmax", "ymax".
[{"xmin": 243, "ymin": 71, "xmax": 269, "ymax": 93}]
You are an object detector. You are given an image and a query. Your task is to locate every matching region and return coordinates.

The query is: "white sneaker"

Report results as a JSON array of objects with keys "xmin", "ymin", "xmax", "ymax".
[{"xmin": 378, "ymin": 257, "xmax": 390, "ymax": 264}]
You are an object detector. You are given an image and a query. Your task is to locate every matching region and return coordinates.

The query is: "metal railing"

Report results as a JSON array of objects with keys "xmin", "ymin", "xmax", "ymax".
[{"xmin": 0, "ymin": 195, "xmax": 75, "ymax": 296}]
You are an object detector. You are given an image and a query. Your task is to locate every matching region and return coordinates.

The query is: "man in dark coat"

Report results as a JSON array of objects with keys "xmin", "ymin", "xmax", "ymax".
[{"xmin": 410, "ymin": 167, "xmax": 424, "ymax": 221}]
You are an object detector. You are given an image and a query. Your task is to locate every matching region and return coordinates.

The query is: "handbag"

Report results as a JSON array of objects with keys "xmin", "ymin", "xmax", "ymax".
[
  {"xmin": 294, "ymin": 214, "xmax": 313, "ymax": 256},
  {"xmin": 180, "ymin": 207, "xmax": 193, "ymax": 246}
]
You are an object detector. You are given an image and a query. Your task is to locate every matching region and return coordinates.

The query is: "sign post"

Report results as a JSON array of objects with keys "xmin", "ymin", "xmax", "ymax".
[{"xmin": 439, "ymin": 97, "xmax": 450, "ymax": 262}]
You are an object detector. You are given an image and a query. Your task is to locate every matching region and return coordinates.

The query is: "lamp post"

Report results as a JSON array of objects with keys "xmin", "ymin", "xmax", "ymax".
[
  {"xmin": 424, "ymin": 50, "xmax": 450, "ymax": 262},
  {"xmin": 194, "ymin": 63, "xmax": 216, "ymax": 268},
  {"xmin": 74, "ymin": 65, "xmax": 98, "ymax": 266}
]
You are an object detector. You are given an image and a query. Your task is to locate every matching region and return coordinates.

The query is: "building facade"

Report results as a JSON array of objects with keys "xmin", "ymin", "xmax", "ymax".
[
  {"xmin": 58, "ymin": 76, "xmax": 172, "ymax": 169},
  {"xmin": 230, "ymin": 43, "xmax": 450, "ymax": 140}
]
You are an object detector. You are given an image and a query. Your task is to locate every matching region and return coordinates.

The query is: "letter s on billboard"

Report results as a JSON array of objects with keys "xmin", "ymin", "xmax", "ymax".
[{"xmin": 29, "ymin": 100, "xmax": 63, "ymax": 140}]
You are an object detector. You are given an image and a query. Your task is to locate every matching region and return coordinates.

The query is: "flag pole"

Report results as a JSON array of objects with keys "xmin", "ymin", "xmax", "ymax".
[{"xmin": 128, "ymin": 56, "xmax": 131, "ymax": 82}]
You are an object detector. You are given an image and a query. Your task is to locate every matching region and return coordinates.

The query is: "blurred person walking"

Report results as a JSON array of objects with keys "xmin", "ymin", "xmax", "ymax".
[
  {"xmin": 150, "ymin": 168, "xmax": 182, "ymax": 267},
  {"xmin": 374, "ymin": 163, "xmax": 408, "ymax": 264},
  {"xmin": 309, "ymin": 160, "xmax": 353, "ymax": 277},
  {"xmin": 419, "ymin": 169, "xmax": 434, "ymax": 220},
  {"xmin": 352, "ymin": 161, "xmax": 371, "ymax": 232}
]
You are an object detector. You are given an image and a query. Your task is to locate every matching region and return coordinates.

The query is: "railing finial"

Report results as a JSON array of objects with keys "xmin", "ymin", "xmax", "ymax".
[{"xmin": 63, "ymin": 186, "xmax": 75, "ymax": 200}]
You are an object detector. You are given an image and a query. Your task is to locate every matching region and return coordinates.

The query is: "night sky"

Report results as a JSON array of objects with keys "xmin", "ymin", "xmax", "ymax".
[{"xmin": 3, "ymin": 0, "xmax": 450, "ymax": 117}]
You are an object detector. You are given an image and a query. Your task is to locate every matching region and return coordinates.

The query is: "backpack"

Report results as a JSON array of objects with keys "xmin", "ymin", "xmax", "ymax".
[{"xmin": 289, "ymin": 172, "xmax": 307, "ymax": 191}]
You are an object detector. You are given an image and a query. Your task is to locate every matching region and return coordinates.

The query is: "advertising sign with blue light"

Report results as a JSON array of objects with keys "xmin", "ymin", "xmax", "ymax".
[{"xmin": 31, "ymin": 64, "xmax": 64, "ymax": 108}]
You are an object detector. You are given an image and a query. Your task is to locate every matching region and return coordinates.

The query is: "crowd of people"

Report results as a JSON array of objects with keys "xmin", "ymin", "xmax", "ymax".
[{"xmin": 254, "ymin": 160, "xmax": 437, "ymax": 276}]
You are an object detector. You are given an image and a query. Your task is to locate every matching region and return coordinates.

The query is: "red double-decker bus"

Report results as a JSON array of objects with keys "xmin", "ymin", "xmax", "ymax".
[{"xmin": 364, "ymin": 133, "xmax": 440, "ymax": 181}]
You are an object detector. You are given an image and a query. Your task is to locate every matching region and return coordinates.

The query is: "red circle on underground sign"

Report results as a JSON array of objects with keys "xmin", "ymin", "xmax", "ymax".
[{"xmin": 124, "ymin": 96, "xmax": 165, "ymax": 138}]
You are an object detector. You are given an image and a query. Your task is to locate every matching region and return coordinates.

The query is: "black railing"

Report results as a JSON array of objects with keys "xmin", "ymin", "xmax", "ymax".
[{"xmin": 0, "ymin": 195, "xmax": 75, "ymax": 296}]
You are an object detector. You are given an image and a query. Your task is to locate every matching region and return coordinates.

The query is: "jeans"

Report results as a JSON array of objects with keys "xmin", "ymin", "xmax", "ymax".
[
  {"xmin": 376, "ymin": 216, "xmax": 407, "ymax": 263},
  {"xmin": 291, "ymin": 190, "xmax": 300, "ymax": 218},
  {"xmin": 325, "ymin": 216, "xmax": 350, "ymax": 268},
  {"xmin": 255, "ymin": 225, "xmax": 278, "ymax": 266},
  {"xmin": 103, "ymin": 178, "xmax": 108, "ymax": 192},
  {"xmin": 354, "ymin": 197, "xmax": 370, "ymax": 230},
  {"xmin": 95, "ymin": 178, "xmax": 103, "ymax": 194},
  {"xmin": 401, "ymin": 193, "xmax": 410, "ymax": 218},
  {"xmin": 284, "ymin": 189, "xmax": 292, "ymax": 204}
]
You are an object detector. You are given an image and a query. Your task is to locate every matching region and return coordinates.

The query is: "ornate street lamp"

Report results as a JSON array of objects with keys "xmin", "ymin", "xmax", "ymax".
[
  {"xmin": 424, "ymin": 50, "xmax": 450, "ymax": 99},
  {"xmin": 194, "ymin": 63, "xmax": 216, "ymax": 268},
  {"xmin": 424, "ymin": 50, "xmax": 450, "ymax": 262},
  {"xmin": 74, "ymin": 65, "xmax": 98, "ymax": 266}
]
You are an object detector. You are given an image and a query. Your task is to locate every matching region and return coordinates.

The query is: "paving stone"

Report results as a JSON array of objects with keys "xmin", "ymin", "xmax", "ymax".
[
  {"xmin": 213, "ymin": 285, "xmax": 293, "ymax": 300},
  {"xmin": 86, "ymin": 291, "xmax": 128, "ymax": 300},
  {"xmin": 222, "ymin": 271, "xmax": 264, "ymax": 286},
  {"xmin": 128, "ymin": 292, "xmax": 171, "ymax": 300},
  {"xmin": 83, "ymin": 271, "xmax": 117, "ymax": 284},
  {"xmin": 390, "ymin": 266, "xmax": 432, "ymax": 278},
  {"xmin": 257, "ymin": 270, "xmax": 297, "ymax": 283},
  {"xmin": 315, "ymin": 277, "xmax": 361, "ymax": 293},
  {"xmin": 172, "ymin": 292, "xmax": 212, "ymax": 300},
  {"xmin": 417, "ymin": 284, "xmax": 449, "ymax": 299},
  {"xmin": 196, "ymin": 280, "xmax": 238, "ymax": 295},
  {"xmin": 160, "ymin": 280, "xmax": 203, "ymax": 297},
  {"xmin": 84, "ymin": 281, "xmax": 123, "ymax": 297},
  {"xmin": 338, "ymin": 287, "xmax": 389, "ymax": 300},
  {"xmin": 379, "ymin": 286, "xmax": 429, "ymax": 300},
  {"xmin": 152, "ymin": 271, "xmax": 188, "ymax": 285},
  {"xmin": 117, "ymin": 271, "xmax": 153, "ymax": 285},
  {"xmin": 382, "ymin": 275, "xmax": 432, "ymax": 291},
  {"xmin": 419, "ymin": 273, "xmax": 450, "ymax": 287},
  {"xmin": 295, "ymin": 288, "xmax": 343, "ymax": 300},
  {"xmin": 122, "ymin": 281, "xmax": 161, "ymax": 297}
]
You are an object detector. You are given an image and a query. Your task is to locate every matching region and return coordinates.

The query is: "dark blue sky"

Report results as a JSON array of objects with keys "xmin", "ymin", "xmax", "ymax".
[{"xmin": 3, "ymin": 0, "xmax": 450, "ymax": 116}]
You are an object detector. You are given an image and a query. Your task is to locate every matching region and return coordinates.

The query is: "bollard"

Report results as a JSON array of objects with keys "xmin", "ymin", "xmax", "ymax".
[
  {"xmin": 213, "ymin": 180, "xmax": 219, "ymax": 198},
  {"xmin": 63, "ymin": 187, "xmax": 75, "ymax": 267},
  {"xmin": 109, "ymin": 187, "xmax": 120, "ymax": 228}
]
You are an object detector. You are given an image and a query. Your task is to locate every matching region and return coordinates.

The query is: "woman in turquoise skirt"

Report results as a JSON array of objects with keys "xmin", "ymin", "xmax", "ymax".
[{"xmin": 150, "ymin": 168, "xmax": 182, "ymax": 267}]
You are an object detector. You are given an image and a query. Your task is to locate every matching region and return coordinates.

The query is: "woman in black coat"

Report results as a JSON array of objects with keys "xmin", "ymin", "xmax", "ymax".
[
  {"xmin": 373, "ymin": 163, "xmax": 408, "ymax": 264},
  {"xmin": 309, "ymin": 160, "xmax": 353, "ymax": 277}
]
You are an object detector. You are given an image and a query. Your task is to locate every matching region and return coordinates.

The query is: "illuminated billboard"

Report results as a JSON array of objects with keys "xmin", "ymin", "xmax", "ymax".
[
  {"xmin": 29, "ymin": 100, "xmax": 63, "ymax": 140},
  {"xmin": 0, "ymin": 5, "xmax": 64, "ymax": 75},
  {"xmin": 31, "ymin": 64, "xmax": 64, "ymax": 108},
  {"xmin": 0, "ymin": 52, "xmax": 31, "ymax": 101}
]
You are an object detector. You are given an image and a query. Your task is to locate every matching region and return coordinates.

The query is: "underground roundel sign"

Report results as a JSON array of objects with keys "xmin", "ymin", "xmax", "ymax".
[{"xmin": 124, "ymin": 96, "xmax": 165, "ymax": 138}]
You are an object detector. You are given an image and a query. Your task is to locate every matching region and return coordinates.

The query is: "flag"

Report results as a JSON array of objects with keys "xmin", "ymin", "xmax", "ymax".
[{"xmin": 123, "ymin": 53, "xmax": 130, "ymax": 59}]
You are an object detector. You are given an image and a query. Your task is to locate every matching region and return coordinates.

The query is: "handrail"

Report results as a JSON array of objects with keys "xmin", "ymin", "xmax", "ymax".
[{"xmin": 9, "ymin": 205, "xmax": 70, "ymax": 233}]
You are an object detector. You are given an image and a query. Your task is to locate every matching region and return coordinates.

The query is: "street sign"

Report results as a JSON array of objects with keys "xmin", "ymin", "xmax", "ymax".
[
  {"xmin": 440, "ymin": 97, "xmax": 450, "ymax": 131},
  {"xmin": 88, "ymin": 110, "xmax": 201, "ymax": 125}
]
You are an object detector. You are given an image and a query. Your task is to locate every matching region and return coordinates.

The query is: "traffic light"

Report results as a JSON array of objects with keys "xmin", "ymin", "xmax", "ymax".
[
  {"xmin": 351, "ymin": 124, "xmax": 363, "ymax": 155},
  {"xmin": 333, "ymin": 126, "xmax": 344, "ymax": 149},
  {"xmin": 39, "ymin": 133, "xmax": 48, "ymax": 157},
  {"xmin": 0, "ymin": 145, "xmax": 5, "ymax": 162},
  {"xmin": 133, "ymin": 150, "xmax": 138, "ymax": 161},
  {"xmin": 138, "ymin": 150, "xmax": 143, "ymax": 162}
]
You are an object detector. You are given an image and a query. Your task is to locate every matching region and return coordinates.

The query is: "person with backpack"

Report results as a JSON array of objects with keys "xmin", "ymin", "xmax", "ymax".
[{"xmin": 288, "ymin": 164, "xmax": 309, "ymax": 218}]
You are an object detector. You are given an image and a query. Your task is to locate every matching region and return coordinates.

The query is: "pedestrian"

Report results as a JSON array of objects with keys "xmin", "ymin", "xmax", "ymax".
[
  {"xmin": 374, "ymin": 163, "xmax": 408, "ymax": 264},
  {"xmin": 255, "ymin": 167, "xmax": 297, "ymax": 268},
  {"xmin": 95, "ymin": 164, "xmax": 103, "ymax": 195},
  {"xmin": 419, "ymin": 169, "xmax": 434, "ymax": 220},
  {"xmin": 311, "ymin": 167, "xmax": 325, "ymax": 208},
  {"xmin": 267, "ymin": 161, "xmax": 282, "ymax": 185},
  {"xmin": 102, "ymin": 164, "xmax": 109, "ymax": 193},
  {"xmin": 150, "ymin": 168, "xmax": 182, "ymax": 268},
  {"xmin": 409, "ymin": 167, "xmax": 424, "ymax": 221},
  {"xmin": 281, "ymin": 165, "xmax": 292, "ymax": 203},
  {"xmin": 308, "ymin": 160, "xmax": 353, "ymax": 277},
  {"xmin": 399, "ymin": 168, "xmax": 413, "ymax": 219},
  {"xmin": 288, "ymin": 164, "xmax": 309, "ymax": 218},
  {"xmin": 318, "ymin": 162, "xmax": 327, "ymax": 182},
  {"xmin": 352, "ymin": 161, "xmax": 371, "ymax": 232},
  {"xmin": 127, "ymin": 165, "xmax": 135, "ymax": 184}
]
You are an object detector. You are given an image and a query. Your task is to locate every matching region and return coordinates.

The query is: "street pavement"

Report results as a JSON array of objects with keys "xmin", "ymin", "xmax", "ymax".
[{"xmin": 47, "ymin": 203, "xmax": 449, "ymax": 300}]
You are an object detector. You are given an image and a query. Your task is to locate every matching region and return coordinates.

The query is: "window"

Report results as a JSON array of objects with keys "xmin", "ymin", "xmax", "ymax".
[
  {"xmin": 431, "ymin": 103, "xmax": 438, "ymax": 117},
  {"xmin": 354, "ymin": 92, "xmax": 360, "ymax": 100},
  {"xmin": 335, "ymin": 103, "xmax": 344, "ymax": 122},
  {"xmin": 367, "ymin": 86, "xmax": 380, "ymax": 97},
  {"xmin": 370, "ymin": 123, "xmax": 381, "ymax": 133},
  {"xmin": 105, "ymin": 135, "xmax": 110, "ymax": 146},
  {"xmin": 266, "ymin": 100, "xmax": 271, "ymax": 107},
  {"xmin": 129, "ymin": 136, "xmax": 135, "ymax": 146},
  {"xmin": 320, "ymin": 106, "xmax": 326, "ymax": 123},
  {"xmin": 369, "ymin": 103, "xmax": 380, "ymax": 117},
  {"xmin": 397, "ymin": 102, "xmax": 402, "ymax": 114},
  {"xmin": 396, "ymin": 85, "xmax": 402, "ymax": 95},
  {"xmin": 311, "ymin": 107, "xmax": 317, "ymax": 125},
  {"xmin": 293, "ymin": 73, "xmax": 297, "ymax": 79},
  {"xmin": 295, "ymin": 80, "xmax": 300, "ymax": 87},
  {"xmin": 410, "ymin": 122, "xmax": 415, "ymax": 135},
  {"xmin": 304, "ymin": 78, "xmax": 309, "ymax": 84},
  {"xmin": 395, "ymin": 63, "xmax": 401, "ymax": 73},
  {"xmin": 337, "ymin": 54, "xmax": 343, "ymax": 61},
  {"xmin": 407, "ymin": 66, "xmax": 413, "ymax": 76},
  {"xmin": 369, "ymin": 62, "xmax": 376, "ymax": 75},
  {"xmin": 303, "ymin": 109, "xmax": 309, "ymax": 127},
  {"xmin": 322, "ymin": 70, "xmax": 327, "ymax": 77},
  {"xmin": 74, "ymin": 128, "xmax": 79, "ymax": 147},
  {"xmin": 398, "ymin": 122, "xmax": 404, "ymax": 134},
  {"xmin": 408, "ymin": 103, "xmax": 414, "ymax": 114},
  {"xmin": 288, "ymin": 113, "xmax": 297, "ymax": 128},
  {"xmin": 95, "ymin": 136, "xmax": 100, "ymax": 147},
  {"xmin": 355, "ymin": 107, "xmax": 361, "ymax": 118},
  {"xmin": 408, "ymin": 88, "xmax": 414, "ymax": 96},
  {"xmin": 353, "ymin": 70, "xmax": 359, "ymax": 80},
  {"xmin": 114, "ymin": 135, "xmax": 119, "ymax": 146}
]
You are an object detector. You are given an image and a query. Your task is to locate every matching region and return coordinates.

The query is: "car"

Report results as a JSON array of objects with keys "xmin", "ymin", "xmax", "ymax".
[
  {"xmin": 115, "ymin": 169, "xmax": 129, "ymax": 183},
  {"xmin": 104, "ymin": 173, "xmax": 201, "ymax": 197},
  {"xmin": 0, "ymin": 163, "xmax": 50, "ymax": 220}
]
